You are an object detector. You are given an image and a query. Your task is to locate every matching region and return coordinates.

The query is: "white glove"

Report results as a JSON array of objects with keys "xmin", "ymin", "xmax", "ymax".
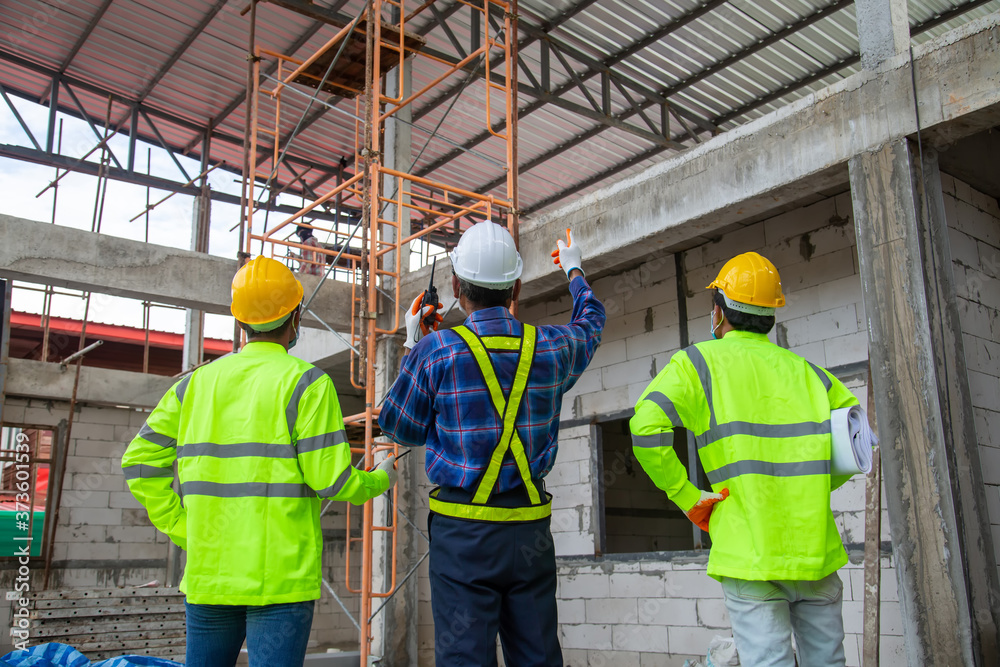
[
  {"xmin": 375, "ymin": 454, "xmax": 398, "ymax": 490},
  {"xmin": 551, "ymin": 228, "xmax": 584, "ymax": 279},
  {"xmin": 404, "ymin": 292, "xmax": 442, "ymax": 349}
]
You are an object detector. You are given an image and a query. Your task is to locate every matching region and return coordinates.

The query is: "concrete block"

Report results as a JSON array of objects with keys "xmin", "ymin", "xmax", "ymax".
[
  {"xmin": 109, "ymin": 491, "xmax": 143, "ymax": 509},
  {"xmin": 787, "ymin": 341, "xmax": 826, "ymax": 366},
  {"xmin": 61, "ymin": 491, "xmax": 109, "ymax": 510},
  {"xmin": 74, "ymin": 439, "xmax": 127, "ymax": 458},
  {"xmin": 22, "ymin": 406, "xmax": 64, "ymax": 427},
  {"xmin": 824, "ymin": 332, "xmax": 869, "ymax": 369},
  {"xmin": 640, "ymin": 652, "xmax": 700, "ymax": 667},
  {"xmin": 637, "ymin": 596, "xmax": 696, "ymax": 626},
  {"xmin": 554, "ymin": 532, "xmax": 595, "ymax": 557},
  {"xmin": 843, "ymin": 632, "xmax": 862, "ymax": 667},
  {"xmin": 558, "ymin": 599, "xmax": 586, "ymax": 625},
  {"xmin": 67, "ymin": 507, "xmax": 121, "ymax": 526},
  {"xmin": 612, "ymin": 623, "xmax": 670, "ymax": 653},
  {"xmin": 641, "ymin": 254, "xmax": 677, "ymax": 287},
  {"xmin": 119, "ymin": 541, "xmax": 168, "ymax": 560},
  {"xmin": 780, "ymin": 248, "xmax": 857, "ymax": 292},
  {"xmin": 667, "ymin": 625, "xmax": 725, "ymax": 656},
  {"xmin": 879, "ymin": 633, "xmax": 907, "ymax": 664},
  {"xmin": 624, "ymin": 282, "xmax": 676, "ymax": 315},
  {"xmin": 695, "ymin": 598, "xmax": 730, "ymax": 629},
  {"xmin": 107, "ymin": 525, "xmax": 158, "ymax": 543},
  {"xmin": 1, "ymin": 403, "xmax": 26, "ymax": 424},
  {"xmin": 950, "ymin": 226, "xmax": 982, "ymax": 268},
  {"xmin": 969, "ymin": 370, "xmax": 1000, "ymax": 412},
  {"xmin": 979, "ymin": 241, "xmax": 1000, "ymax": 279},
  {"xmin": 560, "ymin": 573, "xmax": 610, "ymax": 599},
  {"xmin": 560, "ymin": 623, "xmax": 612, "ymax": 651},
  {"xmin": 585, "ymin": 597, "xmax": 637, "ymax": 624},
  {"xmin": 662, "ymin": 570, "xmax": 723, "ymax": 598},
  {"xmin": 842, "ymin": 600, "xmax": 863, "ymax": 635},
  {"xmin": 121, "ymin": 508, "xmax": 154, "ymax": 527},
  {"xmin": 602, "ymin": 357, "xmax": 658, "ymax": 390},
  {"xmin": 627, "ymin": 329, "xmax": 680, "ymax": 361},
  {"xmin": 547, "ymin": 460, "xmax": 583, "ymax": 487},
  {"xmin": 560, "ymin": 648, "xmax": 588, "ymax": 665},
  {"xmin": 590, "ymin": 340, "xmax": 627, "ymax": 368},
  {"xmin": 579, "ymin": 386, "xmax": 631, "ymax": 417},
  {"xmin": 70, "ymin": 469, "xmax": 127, "ymax": 492},
  {"xmin": 955, "ymin": 199, "xmax": 1000, "ymax": 246},
  {"xmin": 59, "ymin": 525, "xmax": 106, "ymax": 543},
  {"xmin": 77, "ymin": 407, "xmax": 135, "ymax": 426},
  {"xmin": 65, "ymin": 541, "xmax": 119, "ymax": 560},
  {"xmin": 780, "ymin": 304, "xmax": 858, "ymax": 348},
  {"xmin": 610, "ymin": 572, "xmax": 666, "ymax": 598}
]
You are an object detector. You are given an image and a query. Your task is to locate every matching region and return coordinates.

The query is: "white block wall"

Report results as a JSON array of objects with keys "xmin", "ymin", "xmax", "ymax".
[{"xmin": 942, "ymin": 172, "xmax": 1000, "ymax": 579}]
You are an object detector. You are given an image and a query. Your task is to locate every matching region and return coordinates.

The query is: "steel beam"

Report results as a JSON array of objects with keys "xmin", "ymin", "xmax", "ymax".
[
  {"xmin": 58, "ymin": 0, "xmax": 116, "ymax": 73},
  {"xmin": 0, "ymin": 143, "xmax": 359, "ymax": 223}
]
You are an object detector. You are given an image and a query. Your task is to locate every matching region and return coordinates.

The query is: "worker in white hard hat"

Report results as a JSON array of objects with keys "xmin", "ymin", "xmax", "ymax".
[{"xmin": 379, "ymin": 222, "xmax": 605, "ymax": 665}]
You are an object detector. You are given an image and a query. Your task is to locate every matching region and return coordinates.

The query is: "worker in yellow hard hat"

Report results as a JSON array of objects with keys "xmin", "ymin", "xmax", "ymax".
[
  {"xmin": 122, "ymin": 256, "xmax": 398, "ymax": 667},
  {"xmin": 629, "ymin": 251, "xmax": 859, "ymax": 667}
]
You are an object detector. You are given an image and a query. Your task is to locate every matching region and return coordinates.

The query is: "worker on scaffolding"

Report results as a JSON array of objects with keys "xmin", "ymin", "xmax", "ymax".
[
  {"xmin": 379, "ymin": 222, "xmax": 605, "ymax": 666},
  {"xmin": 294, "ymin": 223, "xmax": 324, "ymax": 275},
  {"xmin": 122, "ymin": 256, "xmax": 398, "ymax": 667},
  {"xmin": 629, "ymin": 252, "xmax": 858, "ymax": 667}
]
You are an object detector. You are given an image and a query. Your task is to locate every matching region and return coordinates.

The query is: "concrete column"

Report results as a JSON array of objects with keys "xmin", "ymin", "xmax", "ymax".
[
  {"xmin": 0, "ymin": 280, "xmax": 11, "ymax": 425},
  {"xmin": 371, "ymin": 56, "xmax": 418, "ymax": 666},
  {"xmin": 182, "ymin": 181, "xmax": 211, "ymax": 371},
  {"xmin": 854, "ymin": 0, "xmax": 910, "ymax": 69},
  {"xmin": 849, "ymin": 138, "xmax": 1000, "ymax": 665}
]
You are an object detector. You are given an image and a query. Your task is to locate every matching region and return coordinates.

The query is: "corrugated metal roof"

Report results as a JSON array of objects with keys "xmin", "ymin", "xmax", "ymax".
[{"xmin": 1, "ymin": 0, "xmax": 997, "ymax": 228}]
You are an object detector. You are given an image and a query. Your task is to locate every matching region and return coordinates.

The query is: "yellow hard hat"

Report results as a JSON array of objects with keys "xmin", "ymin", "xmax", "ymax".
[
  {"xmin": 231, "ymin": 256, "xmax": 304, "ymax": 331},
  {"xmin": 706, "ymin": 252, "xmax": 785, "ymax": 312}
]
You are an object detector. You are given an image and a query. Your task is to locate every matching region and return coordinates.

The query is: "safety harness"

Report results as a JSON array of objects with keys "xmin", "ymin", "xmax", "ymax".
[{"xmin": 428, "ymin": 323, "xmax": 553, "ymax": 523}]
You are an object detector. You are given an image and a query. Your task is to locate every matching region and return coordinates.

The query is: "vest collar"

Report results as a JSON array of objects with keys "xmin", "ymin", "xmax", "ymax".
[
  {"xmin": 722, "ymin": 330, "xmax": 771, "ymax": 343},
  {"xmin": 240, "ymin": 341, "xmax": 287, "ymax": 355}
]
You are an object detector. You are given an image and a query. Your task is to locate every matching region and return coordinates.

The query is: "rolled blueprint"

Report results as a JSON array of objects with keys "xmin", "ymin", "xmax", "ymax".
[{"xmin": 831, "ymin": 405, "xmax": 877, "ymax": 476}]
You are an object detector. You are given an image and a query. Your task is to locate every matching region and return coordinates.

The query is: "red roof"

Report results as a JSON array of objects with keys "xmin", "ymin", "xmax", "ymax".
[{"xmin": 10, "ymin": 311, "xmax": 231, "ymax": 354}]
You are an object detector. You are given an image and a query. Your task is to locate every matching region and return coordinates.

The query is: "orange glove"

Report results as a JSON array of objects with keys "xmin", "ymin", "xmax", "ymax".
[
  {"xmin": 405, "ymin": 292, "xmax": 443, "ymax": 348},
  {"xmin": 685, "ymin": 488, "xmax": 729, "ymax": 532}
]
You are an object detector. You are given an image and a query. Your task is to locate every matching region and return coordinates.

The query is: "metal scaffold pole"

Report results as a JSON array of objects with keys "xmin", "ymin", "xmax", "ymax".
[{"xmin": 239, "ymin": 1, "xmax": 518, "ymax": 659}]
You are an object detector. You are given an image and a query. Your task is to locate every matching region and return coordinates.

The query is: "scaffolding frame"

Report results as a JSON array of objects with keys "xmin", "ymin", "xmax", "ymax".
[{"xmin": 241, "ymin": 0, "xmax": 518, "ymax": 661}]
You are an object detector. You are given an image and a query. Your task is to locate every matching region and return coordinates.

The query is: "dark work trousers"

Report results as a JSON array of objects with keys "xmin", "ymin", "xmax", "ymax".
[{"xmin": 429, "ymin": 513, "xmax": 563, "ymax": 667}]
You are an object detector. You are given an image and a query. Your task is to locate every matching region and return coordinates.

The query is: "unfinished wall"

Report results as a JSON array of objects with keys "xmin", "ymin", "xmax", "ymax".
[
  {"xmin": 516, "ymin": 191, "xmax": 906, "ymax": 666},
  {"xmin": 942, "ymin": 172, "xmax": 1000, "ymax": 578}
]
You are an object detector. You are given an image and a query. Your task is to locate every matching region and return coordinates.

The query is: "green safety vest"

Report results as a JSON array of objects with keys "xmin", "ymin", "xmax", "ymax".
[
  {"xmin": 121, "ymin": 342, "xmax": 390, "ymax": 605},
  {"xmin": 630, "ymin": 330, "xmax": 859, "ymax": 581},
  {"xmin": 428, "ymin": 324, "xmax": 553, "ymax": 523}
]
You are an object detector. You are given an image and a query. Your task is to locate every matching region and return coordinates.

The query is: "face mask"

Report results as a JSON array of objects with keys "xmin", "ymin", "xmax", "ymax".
[{"xmin": 709, "ymin": 308, "xmax": 723, "ymax": 340}]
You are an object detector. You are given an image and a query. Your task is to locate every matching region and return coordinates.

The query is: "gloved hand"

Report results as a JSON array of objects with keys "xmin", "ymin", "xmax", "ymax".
[
  {"xmin": 375, "ymin": 454, "xmax": 399, "ymax": 491},
  {"xmin": 550, "ymin": 228, "xmax": 584, "ymax": 279},
  {"xmin": 405, "ymin": 292, "xmax": 443, "ymax": 349},
  {"xmin": 685, "ymin": 488, "xmax": 729, "ymax": 532}
]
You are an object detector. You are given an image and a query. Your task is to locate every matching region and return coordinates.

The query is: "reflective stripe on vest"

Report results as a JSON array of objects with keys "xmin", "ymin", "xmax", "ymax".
[{"xmin": 428, "ymin": 324, "xmax": 553, "ymax": 523}]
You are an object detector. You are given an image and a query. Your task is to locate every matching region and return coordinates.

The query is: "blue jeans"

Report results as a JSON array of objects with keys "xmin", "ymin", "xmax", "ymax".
[
  {"xmin": 184, "ymin": 600, "xmax": 315, "ymax": 667},
  {"xmin": 720, "ymin": 573, "xmax": 846, "ymax": 667}
]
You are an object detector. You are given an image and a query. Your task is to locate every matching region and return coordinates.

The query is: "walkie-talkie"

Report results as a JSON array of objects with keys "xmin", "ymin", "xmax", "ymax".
[{"xmin": 421, "ymin": 257, "xmax": 439, "ymax": 331}]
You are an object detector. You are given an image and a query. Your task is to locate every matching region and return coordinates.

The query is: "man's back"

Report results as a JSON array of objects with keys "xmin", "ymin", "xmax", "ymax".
[
  {"xmin": 124, "ymin": 341, "xmax": 377, "ymax": 605},
  {"xmin": 635, "ymin": 330, "xmax": 858, "ymax": 580}
]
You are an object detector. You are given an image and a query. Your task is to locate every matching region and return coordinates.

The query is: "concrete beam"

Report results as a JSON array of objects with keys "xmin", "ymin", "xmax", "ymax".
[
  {"xmin": 513, "ymin": 13, "xmax": 1000, "ymax": 302},
  {"xmin": 4, "ymin": 358, "xmax": 174, "ymax": 408},
  {"xmin": 0, "ymin": 214, "xmax": 353, "ymax": 331}
]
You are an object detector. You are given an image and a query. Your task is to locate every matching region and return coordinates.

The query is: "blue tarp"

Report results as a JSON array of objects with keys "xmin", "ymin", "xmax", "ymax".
[{"xmin": 1, "ymin": 643, "xmax": 183, "ymax": 667}]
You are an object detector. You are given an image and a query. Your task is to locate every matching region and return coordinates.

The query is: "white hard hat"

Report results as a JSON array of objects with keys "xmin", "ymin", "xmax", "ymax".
[{"xmin": 450, "ymin": 222, "xmax": 523, "ymax": 289}]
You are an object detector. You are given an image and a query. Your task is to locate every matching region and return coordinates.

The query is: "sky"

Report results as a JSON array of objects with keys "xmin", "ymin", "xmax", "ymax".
[{"xmin": 1, "ymin": 94, "xmax": 348, "ymax": 341}]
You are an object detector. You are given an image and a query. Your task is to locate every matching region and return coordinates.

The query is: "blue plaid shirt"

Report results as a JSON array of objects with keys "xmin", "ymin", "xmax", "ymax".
[{"xmin": 378, "ymin": 276, "xmax": 605, "ymax": 492}]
